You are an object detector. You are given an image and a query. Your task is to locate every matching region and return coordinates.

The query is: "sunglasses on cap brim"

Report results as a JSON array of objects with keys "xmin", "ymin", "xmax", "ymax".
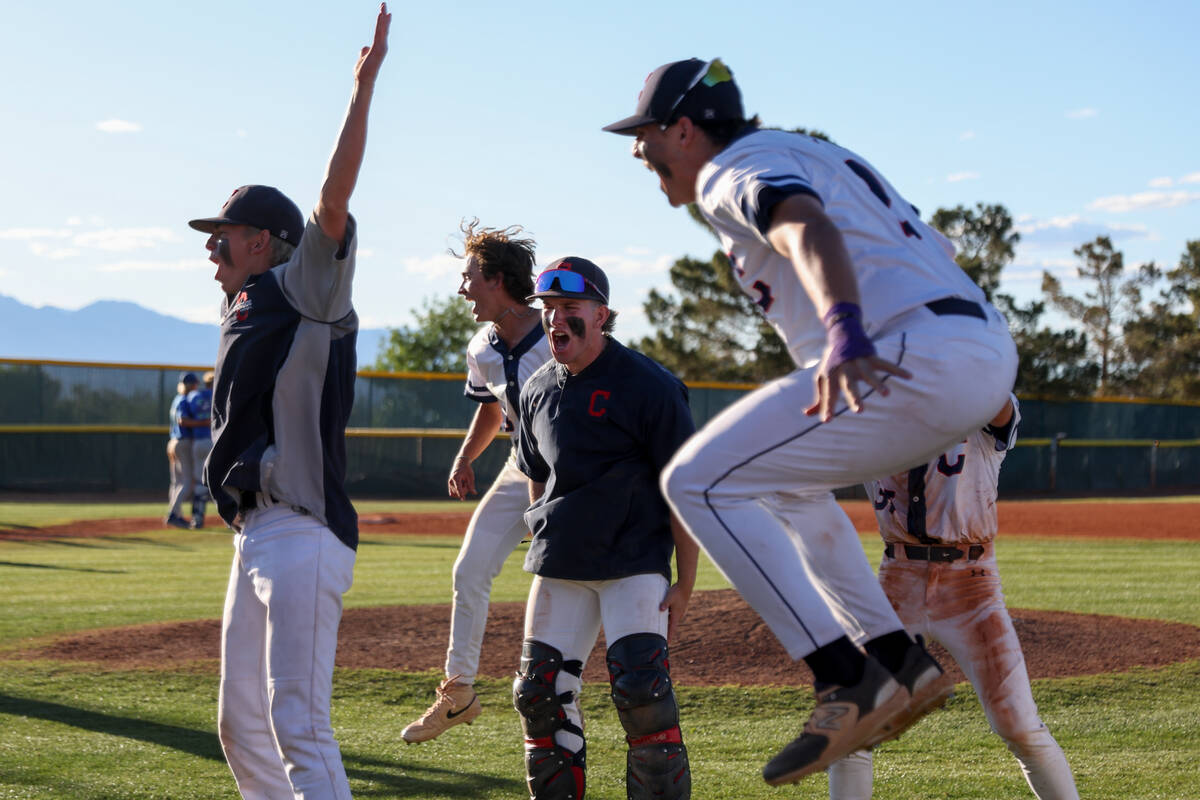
[{"xmin": 534, "ymin": 269, "xmax": 608, "ymax": 302}]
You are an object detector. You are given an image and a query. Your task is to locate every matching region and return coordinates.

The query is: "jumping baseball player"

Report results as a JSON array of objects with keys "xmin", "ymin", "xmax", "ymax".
[
  {"xmin": 187, "ymin": 6, "xmax": 388, "ymax": 798},
  {"xmin": 827, "ymin": 395, "xmax": 1079, "ymax": 800},
  {"xmin": 513, "ymin": 257, "xmax": 698, "ymax": 800},
  {"xmin": 165, "ymin": 371, "xmax": 199, "ymax": 529},
  {"xmin": 401, "ymin": 221, "xmax": 551, "ymax": 744},
  {"xmin": 184, "ymin": 371, "xmax": 214, "ymax": 529},
  {"xmin": 604, "ymin": 59, "xmax": 1018, "ymax": 785}
]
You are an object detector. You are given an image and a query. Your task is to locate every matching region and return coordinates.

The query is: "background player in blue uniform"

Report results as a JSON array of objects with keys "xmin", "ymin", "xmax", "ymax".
[
  {"xmin": 165, "ymin": 371, "xmax": 199, "ymax": 529},
  {"xmin": 402, "ymin": 221, "xmax": 551, "ymax": 743},
  {"xmin": 184, "ymin": 371, "xmax": 214, "ymax": 529},
  {"xmin": 513, "ymin": 257, "xmax": 697, "ymax": 800},
  {"xmin": 186, "ymin": 6, "xmax": 389, "ymax": 798}
]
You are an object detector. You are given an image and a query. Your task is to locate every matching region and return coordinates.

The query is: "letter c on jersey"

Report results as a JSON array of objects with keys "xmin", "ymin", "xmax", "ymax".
[{"xmin": 588, "ymin": 390, "xmax": 611, "ymax": 417}]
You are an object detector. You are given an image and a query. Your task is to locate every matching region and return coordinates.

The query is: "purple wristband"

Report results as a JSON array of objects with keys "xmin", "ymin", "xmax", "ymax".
[{"xmin": 822, "ymin": 302, "xmax": 876, "ymax": 369}]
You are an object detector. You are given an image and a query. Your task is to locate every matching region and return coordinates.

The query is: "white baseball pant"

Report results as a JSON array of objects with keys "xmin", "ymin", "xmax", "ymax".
[
  {"xmin": 192, "ymin": 438, "xmax": 213, "ymax": 503},
  {"xmin": 167, "ymin": 438, "xmax": 194, "ymax": 519},
  {"xmin": 524, "ymin": 572, "xmax": 670, "ymax": 756},
  {"xmin": 444, "ymin": 457, "xmax": 532, "ymax": 683},
  {"xmin": 218, "ymin": 505, "xmax": 356, "ymax": 800},
  {"xmin": 828, "ymin": 555, "xmax": 1079, "ymax": 800},
  {"xmin": 661, "ymin": 306, "xmax": 1016, "ymax": 659}
]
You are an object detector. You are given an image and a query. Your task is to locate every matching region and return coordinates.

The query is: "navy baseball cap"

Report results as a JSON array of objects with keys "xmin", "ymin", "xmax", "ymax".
[
  {"xmin": 602, "ymin": 58, "xmax": 743, "ymax": 135},
  {"xmin": 528, "ymin": 257, "xmax": 610, "ymax": 304},
  {"xmin": 188, "ymin": 185, "xmax": 305, "ymax": 245},
  {"xmin": 180, "ymin": 372, "xmax": 199, "ymax": 385}
]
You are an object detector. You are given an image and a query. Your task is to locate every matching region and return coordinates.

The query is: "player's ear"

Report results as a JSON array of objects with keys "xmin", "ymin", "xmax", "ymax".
[{"xmin": 676, "ymin": 116, "xmax": 696, "ymax": 146}]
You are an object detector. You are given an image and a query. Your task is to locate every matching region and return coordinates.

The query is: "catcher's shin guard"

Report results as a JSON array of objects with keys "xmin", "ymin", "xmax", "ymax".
[
  {"xmin": 607, "ymin": 633, "xmax": 691, "ymax": 800},
  {"xmin": 513, "ymin": 639, "xmax": 585, "ymax": 799}
]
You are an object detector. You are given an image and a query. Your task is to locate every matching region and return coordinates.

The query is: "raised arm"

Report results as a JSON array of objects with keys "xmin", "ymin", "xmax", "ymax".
[{"xmin": 315, "ymin": 3, "xmax": 391, "ymax": 243}]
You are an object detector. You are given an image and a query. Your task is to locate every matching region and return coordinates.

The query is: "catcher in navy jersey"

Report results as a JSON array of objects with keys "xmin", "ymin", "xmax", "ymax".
[{"xmin": 513, "ymin": 257, "xmax": 697, "ymax": 800}]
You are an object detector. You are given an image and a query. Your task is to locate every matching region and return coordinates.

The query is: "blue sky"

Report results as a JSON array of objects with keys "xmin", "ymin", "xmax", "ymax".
[{"xmin": 2, "ymin": 0, "xmax": 1197, "ymax": 355}]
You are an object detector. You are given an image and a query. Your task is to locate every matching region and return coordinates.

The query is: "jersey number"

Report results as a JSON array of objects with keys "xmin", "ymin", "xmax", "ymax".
[
  {"xmin": 873, "ymin": 487, "xmax": 896, "ymax": 514},
  {"xmin": 844, "ymin": 159, "xmax": 922, "ymax": 240},
  {"xmin": 937, "ymin": 452, "xmax": 966, "ymax": 476},
  {"xmin": 751, "ymin": 280, "xmax": 774, "ymax": 312}
]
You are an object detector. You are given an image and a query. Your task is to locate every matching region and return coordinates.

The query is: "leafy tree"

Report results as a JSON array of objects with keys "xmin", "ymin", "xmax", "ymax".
[
  {"xmin": 1041, "ymin": 236, "xmax": 1133, "ymax": 394},
  {"xmin": 634, "ymin": 252, "xmax": 793, "ymax": 383},
  {"xmin": 929, "ymin": 203, "xmax": 1019, "ymax": 302},
  {"xmin": 374, "ymin": 295, "xmax": 481, "ymax": 373},
  {"xmin": 994, "ymin": 293, "xmax": 1099, "ymax": 396},
  {"xmin": 1118, "ymin": 240, "xmax": 1200, "ymax": 399}
]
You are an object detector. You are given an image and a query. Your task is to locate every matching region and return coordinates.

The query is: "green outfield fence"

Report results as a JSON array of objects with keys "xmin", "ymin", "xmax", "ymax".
[{"xmin": 1, "ymin": 358, "xmax": 1197, "ymax": 497}]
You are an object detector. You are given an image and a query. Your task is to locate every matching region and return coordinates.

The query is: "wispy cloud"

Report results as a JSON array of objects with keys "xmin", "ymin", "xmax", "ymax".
[
  {"xmin": 73, "ymin": 227, "xmax": 177, "ymax": 251},
  {"xmin": 595, "ymin": 250, "xmax": 674, "ymax": 276},
  {"xmin": 401, "ymin": 252, "xmax": 461, "ymax": 281},
  {"xmin": 959, "ymin": 130, "xmax": 976, "ymax": 141},
  {"xmin": 1148, "ymin": 177, "xmax": 1173, "ymax": 188},
  {"xmin": 1065, "ymin": 108, "xmax": 1098, "ymax": 119},
  {"xmin": 96, "ymin": 119, "xmax": 142, "ymax": 133},
  {"xmin": 96, "ymin": 258, "xmax": 205, "ymax": 273},
  {"xmin": 1181, "ymin": 172, "xmax": 1200, "ymax": 185},
  {"xmin": 946, "ymin": 171, "xmax": 980, "ymax": 183},
  {"xmin": 0, "ymin": 227, "xmax": 72, "ymax": 241},
  {"xmin": 29, "ymin": 242, "xmax": 80, "ymax": 259},
  {"xmin": 1089, "ymin": 190, "xmax": 1200, "ymax": 213},
  {"xmin": 1014, "ymin": 214, "xmax": 1151, "ymax": 246}
]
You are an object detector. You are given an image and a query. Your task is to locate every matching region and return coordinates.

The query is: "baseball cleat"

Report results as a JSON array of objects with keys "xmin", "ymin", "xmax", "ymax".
[
  {"xmin": 762, "ymin": 656, "xmax": 908, "ymax": 786},
  {"xmin": 401, "ymin": 675, "xmax": 481, "ymax": 744},
  {"xmin": 864, "ymin": 635, "xmax": 955, "ymax": 748},
  {"xmin": 165, "ymin": 515, "xmax": 190, "ymax": 530}
]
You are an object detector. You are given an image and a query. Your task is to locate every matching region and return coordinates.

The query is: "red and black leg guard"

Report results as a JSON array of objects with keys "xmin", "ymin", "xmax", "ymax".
[
  {"xmin": 514, "ymin": 639, "xmax": 586, "ymax": 799},
  {"xmin": 607, "ymin": 633, "xmax": 691, "ymax": 800}
]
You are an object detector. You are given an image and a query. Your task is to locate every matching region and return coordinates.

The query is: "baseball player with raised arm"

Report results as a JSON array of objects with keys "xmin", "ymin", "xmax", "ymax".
[
  {"xmin": 513, "ymin": 257, "xmax": 698, "ymax": 800},
  {"xmin": 604, "ymin": 59, "xmax": 1018, "ymax": 785},
  {"xmin": 165, "ymin": 371, "xmax": 199, "ymax": 529},
  {"xmin": 828, "ymin": 395, "xmax": 1079, "ymax": 800},
  {"xmin": 401, "ymin": 221, "xmax": 550, "ymax": 744},
  {"xmin": 184, "ymin": 371, "xmax": 214, "ymax": 529},
  {"xmin": 186, "ymin": 6, "xmax": 388, "ymax": 798}
]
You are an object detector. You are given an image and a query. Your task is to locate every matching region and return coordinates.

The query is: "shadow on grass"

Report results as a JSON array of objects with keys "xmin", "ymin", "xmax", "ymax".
[
  {"xmin": 359, "ymin": 539, "xmax": 464, "ymax": 550},
  {"xmin": 0, "ymin": 693, "xmax": 224, "ymax": 761},
  {"xmin": 0, "ymin": 694, "xmax": 520, "ymax": 796},
  {"xmin": 0, "ymin": 560, "xmax": 125, "ymax": 574},
  {"xmin": 344, "ymin": 752, "xmax": 522, "ymax": 798}
]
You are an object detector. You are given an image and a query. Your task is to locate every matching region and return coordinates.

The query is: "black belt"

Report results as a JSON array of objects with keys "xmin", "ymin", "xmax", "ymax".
[
  {"xmin": 238, "ymin": 490, "xmax": 310, "ymax": 516},
  {"xmin": 925, "ymin": 298, "xmax": 986, "ymax": 320},
  {"xmin": 884, "ymin": 543, "xmax": 986, "ymax": 562}
]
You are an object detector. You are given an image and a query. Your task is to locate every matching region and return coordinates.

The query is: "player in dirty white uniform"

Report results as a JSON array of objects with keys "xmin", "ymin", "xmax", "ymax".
[
  {"xmin": 828, "ymin": 395, "xmax": 1079, "ymax": 800},
  {"xmin": 605, "ymin": 58, "xmax": 1018, "ymax": 784},
  {"xmin": 402, "ymin": 221, "xmax": 551, "ymax": 744}
]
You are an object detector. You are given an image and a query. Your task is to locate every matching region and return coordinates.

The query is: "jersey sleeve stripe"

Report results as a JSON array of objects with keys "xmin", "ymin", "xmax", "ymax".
[{"xmin": 746, "ymin": 181, "xmax": 822, "ymax": 235}]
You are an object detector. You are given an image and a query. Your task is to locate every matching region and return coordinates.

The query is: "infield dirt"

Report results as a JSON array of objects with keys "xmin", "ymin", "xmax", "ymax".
[{"xmin": 8, "ymin": 499, "xmax": 1200, "ymax": 685}]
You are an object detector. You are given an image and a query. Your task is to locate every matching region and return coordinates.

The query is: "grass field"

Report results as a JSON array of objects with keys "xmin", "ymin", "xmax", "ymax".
[{"xmin": 2, "ymin": 500, "xmax": 1199, "ymax": 799}]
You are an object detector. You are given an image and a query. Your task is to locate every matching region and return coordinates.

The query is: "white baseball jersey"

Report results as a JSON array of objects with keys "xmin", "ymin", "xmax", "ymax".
[
  {"xmin": 695, "ymin": 128, "xmax": 985, "ymax": 367},
  {"xmin": 867, "ymin": 396, "xmax": 1021, "ymax": 546},
  {"xmin": 464, "ymin": 323, "xmax": 552, "ymax": 432}
]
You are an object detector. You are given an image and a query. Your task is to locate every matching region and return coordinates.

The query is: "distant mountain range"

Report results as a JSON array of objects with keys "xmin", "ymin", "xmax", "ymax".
[{"xmin": 0, "ymin": 294, "xmax": 391, "ymax": 368}]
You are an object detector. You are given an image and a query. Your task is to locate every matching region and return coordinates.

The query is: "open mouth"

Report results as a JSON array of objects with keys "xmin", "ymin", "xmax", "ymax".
[{"xmin": 550, "ymin": 330, "xmax": 572, "ymax": 353}]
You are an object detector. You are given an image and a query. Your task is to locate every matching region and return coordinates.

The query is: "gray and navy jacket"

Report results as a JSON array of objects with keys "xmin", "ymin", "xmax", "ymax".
[
  {"xmin": 205, "ymin": 213, "xmax": 359, "ymax": 549},
  {"xmin": 515, "ymin": 339, "xmax": 695, "ymax": 581}
]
